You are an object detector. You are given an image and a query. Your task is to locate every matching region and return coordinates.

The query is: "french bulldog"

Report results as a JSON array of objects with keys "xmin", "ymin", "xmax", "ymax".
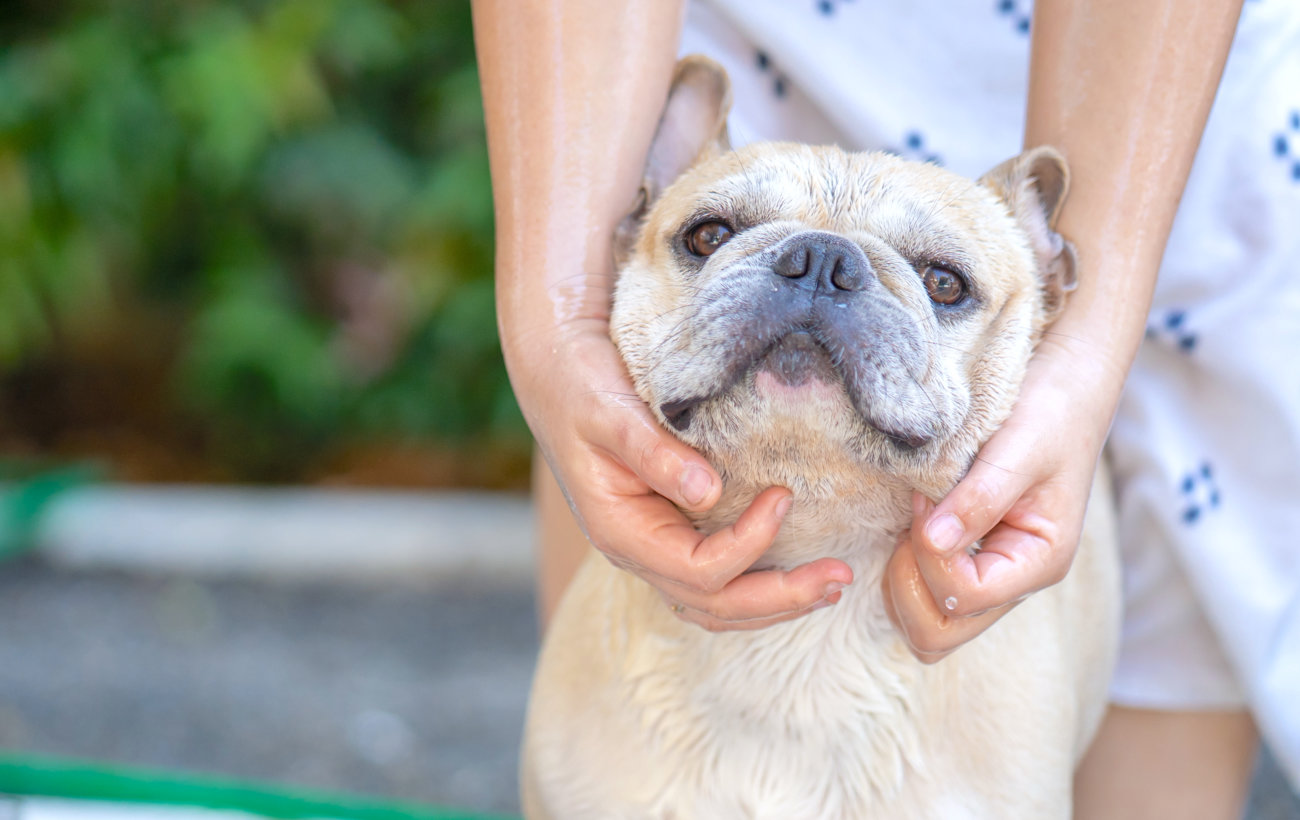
[{"xmin": 522, "ymin": 56, "xmax": 1119, "ymax": 819}]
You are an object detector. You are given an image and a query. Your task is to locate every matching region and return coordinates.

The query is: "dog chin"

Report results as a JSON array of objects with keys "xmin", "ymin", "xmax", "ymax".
[{"xmin": 753, "ymin": 368, "xmax": 845, "ymax": 406}]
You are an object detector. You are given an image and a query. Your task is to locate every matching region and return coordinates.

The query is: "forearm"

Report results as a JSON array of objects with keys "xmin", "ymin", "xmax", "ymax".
[
  {"xmin": 471, "ymin": 1, "xmax": 685, "ymax": 400},
  {"xmin": 894, "ymin": 0, "xmax": 1245, "ymax": 660},
  {"xmin": 1026, "ymin": 0, "xmax": 1243, "ymax": 402}
]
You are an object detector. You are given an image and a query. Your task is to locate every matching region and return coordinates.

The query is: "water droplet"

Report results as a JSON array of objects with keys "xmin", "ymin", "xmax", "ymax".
[{"xmin": 944, "ymin": 596, "xmax": 958, "ymax": 611}]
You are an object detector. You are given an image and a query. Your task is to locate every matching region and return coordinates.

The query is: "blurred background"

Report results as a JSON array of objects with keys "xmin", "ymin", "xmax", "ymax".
[
  {"xmin": 1, "ymin": 2, "xmax": 537, "ymax": 817},
  {"xmin": 0, "ymin": 2, "xmax": 1296, "ymax": 819},
  {"xmin": 0, "ymin": 0, "xmax": 528, "ymax": 488}
]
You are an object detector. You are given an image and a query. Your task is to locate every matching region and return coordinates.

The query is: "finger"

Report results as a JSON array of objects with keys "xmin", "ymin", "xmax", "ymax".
[
  {"xmin": 918, "ymin": 450, "xmax": 1037, "ymax": 557},
  {"xmin": 690, "ymin": 487, "xmax": 797, "ymax": 579},
  {"xmin": 610, "ymin": 487, "xmax": 853, "ymax": 622},
  {"xmin": 925, "ymin": 520, "xmax": 1072, "ymax": 616},
  {"xmin": 883, "ymin": 539, "xmax": 1016, "ymax": 662},
  {"xmin": 661, "ymin": 558, "xmax": 852, "ymax": 630},
  {"xmin": 587, "ymin": 486, "xmax": 795, "ymax": 595},
  {"xmin": 588, "ymin": 397, "xmax": 722, "ymax": 512},
  {"xmin": 665, "ymin": 592, "xmax": 839, "ymax": 632},
  {"xmin": 910, "ymin": 495, "xmax": 1072, "ymax": 617}
]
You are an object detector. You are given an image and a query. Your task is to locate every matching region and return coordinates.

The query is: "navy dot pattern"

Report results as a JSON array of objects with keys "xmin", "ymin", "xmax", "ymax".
[
  {"xmin": 997, "ymin": 0, "xmax": 1033, "ymax": 35},
  {"xmin": 1146, "ymin": 309, "xmax": 1198, "ymax": 353},
  {"xmin": 1273, "ymin": 110, "xmax": 1300, "ymax": 182},
  {"xmin": 887, "ymin": 130, "xmax": 944, "ymax": 166},
  {"xmin": 754, "ymin": 50, "xmax": 789, "ymax": 99},
  {"xmin": 1180, "ymin": 462, "xmax": 1221, "ymax": 525}
]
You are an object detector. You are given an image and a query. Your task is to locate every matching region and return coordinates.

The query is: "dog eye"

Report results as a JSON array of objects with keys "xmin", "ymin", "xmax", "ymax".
[
  {"xmin": 685, "ymin": 221, "xmax": 734, "ymax": 257},
  {"xmin": 922, "ymin": 265, "xmax": 967, "ymax": 306}
]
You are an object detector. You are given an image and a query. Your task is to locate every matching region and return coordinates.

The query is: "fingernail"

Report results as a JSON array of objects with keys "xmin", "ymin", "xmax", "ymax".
[
  {"xmin": 679, "ymin": 464, "xmax": 712, "ymax": 507},
  {"xmin": 824, "ymin": 581, "xmax": 846, "ymax": 597},
  {"xmin": 925, "ymin": 513, "xmax": 965, "ymax": 554},
  {"xmin": 812, "ymin": 596, "xmax": 838, "ymax": 611},
  {"xmin": 775, "ymin": 494, "xmax": 793, "ymax": 520}
]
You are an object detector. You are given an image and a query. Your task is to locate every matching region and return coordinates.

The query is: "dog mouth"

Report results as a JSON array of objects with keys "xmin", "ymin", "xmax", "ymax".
[
  {"xmin": 659, "ymin": 327, "xmax": 933, "ymax": 451},
  {"xmin": 660, "ymin": 328, "xmax": 833, "ymax": 432},
  {"xmin": 758, "ymin": 330, "xmax": 838, "ymax": 388}
]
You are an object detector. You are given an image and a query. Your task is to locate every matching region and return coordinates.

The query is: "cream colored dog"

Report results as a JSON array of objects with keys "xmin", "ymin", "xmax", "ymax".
[{"xmin": 523, "ymin": 57, "xmax": 1119, "ymax": 819}]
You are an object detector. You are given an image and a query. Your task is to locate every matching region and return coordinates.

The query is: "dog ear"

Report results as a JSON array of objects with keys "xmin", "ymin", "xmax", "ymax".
[
  {"xmin": 614, "ymin": 55, "xmax": 732, "ymax": 268},
  {"xmin": 979, "ymin": 146, "xmax": 1078, "ymax": 323}
]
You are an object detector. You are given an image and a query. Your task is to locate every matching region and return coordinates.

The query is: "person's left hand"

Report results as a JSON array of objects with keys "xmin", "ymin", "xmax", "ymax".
[{"xmin": 883, "ymin": 336, "xmax": 1115, "ymax": 662}]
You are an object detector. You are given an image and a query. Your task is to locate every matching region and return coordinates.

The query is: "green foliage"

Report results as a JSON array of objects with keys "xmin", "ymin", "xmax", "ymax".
[{"xmin": 0, "ymin": 1, "xmax": 525, "ymax": 479}]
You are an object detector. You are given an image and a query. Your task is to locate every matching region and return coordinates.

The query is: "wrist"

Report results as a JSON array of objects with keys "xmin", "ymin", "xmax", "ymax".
[
  {"xmin": 1020, "ymin": 332, "xmax": 1128, "ymax": 459},
  {"xmin": 1033, "ymin": 247, "xmax": 1159, "ymax": 408},
  {"xmin": 496, "ymin": 253, "xmax": 613, "ymax": 360}
]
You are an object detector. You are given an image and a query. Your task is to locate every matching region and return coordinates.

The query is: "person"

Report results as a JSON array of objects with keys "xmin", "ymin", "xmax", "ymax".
[{"xmin": 473, "ymin": 0, "xmax": 1299, "ymax": 815}]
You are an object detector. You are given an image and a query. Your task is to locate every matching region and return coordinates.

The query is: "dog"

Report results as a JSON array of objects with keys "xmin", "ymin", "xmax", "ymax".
[{"xmin": 521, "ymin": 56, "xmax": 1119, "ymax": 819}]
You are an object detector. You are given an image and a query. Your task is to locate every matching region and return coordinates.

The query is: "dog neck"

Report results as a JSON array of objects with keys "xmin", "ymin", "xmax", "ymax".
[
  {"xmin": 692, "ymin": 434, "xmax": 976, "ymax": 573},
  {"xmin": 691, "ymin": 473, "xmax": 911, "ymax": 577}
]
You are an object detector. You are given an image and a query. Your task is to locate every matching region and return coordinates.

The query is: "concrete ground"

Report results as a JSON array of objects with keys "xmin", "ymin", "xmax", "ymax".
[
  {"xmin": 1, "ymin": 555, "xmax": 1297, "ymax": 818},
  {"xmin": 0, "ymin": 557, "xmax": 536, "ymax": 815}
]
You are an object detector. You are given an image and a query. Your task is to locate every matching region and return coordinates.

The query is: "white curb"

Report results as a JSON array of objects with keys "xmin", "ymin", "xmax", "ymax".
[
  {"xmin": 17, "ymin": 485, "xmax": 536, "ymax": 584},
  {"xmin": 0, "ymin": 797, "xmax": 264, "ymax": 819}
]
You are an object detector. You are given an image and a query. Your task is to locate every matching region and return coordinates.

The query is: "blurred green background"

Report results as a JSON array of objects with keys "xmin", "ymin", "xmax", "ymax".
[{"xmin": 0, "ymin": 0, "xmax": 528, "ymax": 486}]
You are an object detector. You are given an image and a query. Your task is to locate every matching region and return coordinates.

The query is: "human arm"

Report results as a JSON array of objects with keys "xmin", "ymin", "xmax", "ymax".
[
  {"xmin": 885, "ymin": 0, "xmax": 1245, "ymax": 658},
  {"xmin": 472, "ymin": 1, "xmax": 853, "ymax": 631}
]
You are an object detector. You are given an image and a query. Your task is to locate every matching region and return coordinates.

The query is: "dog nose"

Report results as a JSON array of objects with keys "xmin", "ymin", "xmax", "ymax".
[{"xmin": 773, "ymin": 233, "xmax": 871, "ymax": 292}]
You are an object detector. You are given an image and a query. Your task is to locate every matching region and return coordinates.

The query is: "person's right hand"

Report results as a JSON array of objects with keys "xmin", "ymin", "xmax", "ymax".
[
  {"xmin": 515, "ymin": 312, "xmax": 854, "ymax": 632},
  {"xmin": 474, "ymin": 0, "xmax": 849, "ymax": 632}
]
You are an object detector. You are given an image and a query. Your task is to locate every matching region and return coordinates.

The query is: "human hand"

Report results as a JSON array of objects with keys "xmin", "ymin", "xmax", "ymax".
[
  {"xmin": 516, "ymin": 314, "xmax": 853, "ymax": 632},
  {"xmin": 880, "ymin": 0, "xmax": 1241, "ymax": 667},
  {"xmin": 882, "ymin": 336, "xmax": 1117, "ymax": 662}
]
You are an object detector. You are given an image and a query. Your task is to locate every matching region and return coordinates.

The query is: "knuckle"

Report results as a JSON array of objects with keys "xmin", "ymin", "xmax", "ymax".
[
  {"xmin": 965, "ymin": 476, "xmax": 1005, "ymax": 522},
  {"xmin": 688, "ymin": 537, "xmax": 741, "ymax": 593},
  {"xmin": 601, "ymin": 552, "xmax": 636, "ymax": 574},
  {"xmin": 610, "ymin": 416, "xmax": 638, "ymax": 459},
  {"xmin": 1043, "ymin": 560, "xmax": 1071, "ymax": 588},
  {"xmin": 1035, "ymin": 540, "xmax": 1076, "ymax": 588},
  {"xmin": 906, "ymin": 628, "xmax": 955, "ymax": 657},
  {"xmin": 696, "ymin": 600, "xmax": 729, "ymax": 622},
  {"xmin": 636, "ymin": 435, "xmax": 666, "ymax": 476},
  {"xmin": 696, "ymin": 579, "xmax": 727, "ymax": 598},
  {"xmin": 916, "ymin": 649, "xmax": 950, "ymax": 665},
  {"xmin": 693, "ymin": 566, "xmax": 731, "ymax": 595},
  {"xmin": 694, "ymin": 594, "xmax": 746, "ymax": 625},
  {"xmin": 788, "ymin": 588, "xmax": 818, "ymax": 613}
]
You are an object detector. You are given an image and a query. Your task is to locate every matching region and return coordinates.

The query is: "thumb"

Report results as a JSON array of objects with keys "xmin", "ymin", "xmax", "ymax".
[
  {"xmin": 592, "ymin": 404, "xmax": 723, "ymax": 512},
  {"xmin": 918, "ymin": 456, "xmax": 1036, "ymax": 557}
]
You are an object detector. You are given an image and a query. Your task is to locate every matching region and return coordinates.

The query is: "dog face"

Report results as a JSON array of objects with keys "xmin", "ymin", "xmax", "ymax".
[{"xmin": 611, "ymin": 59, "xmax": 1075, "ymax": 499}]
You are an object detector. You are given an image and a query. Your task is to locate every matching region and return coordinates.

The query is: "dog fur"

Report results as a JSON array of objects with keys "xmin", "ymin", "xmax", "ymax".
[{"xmin": 521, "ymin": 57, "xmax": 1119, "ymax": 819}]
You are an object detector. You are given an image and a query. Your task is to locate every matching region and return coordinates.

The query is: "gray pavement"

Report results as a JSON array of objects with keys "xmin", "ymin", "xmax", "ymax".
[
  {"xmin": 0, "ymin": 558, "xmax": 537, "ymax": 815},
  {"xmin": 1, "ymin": 557, "xmax": 1297, "ymax": 818}
]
